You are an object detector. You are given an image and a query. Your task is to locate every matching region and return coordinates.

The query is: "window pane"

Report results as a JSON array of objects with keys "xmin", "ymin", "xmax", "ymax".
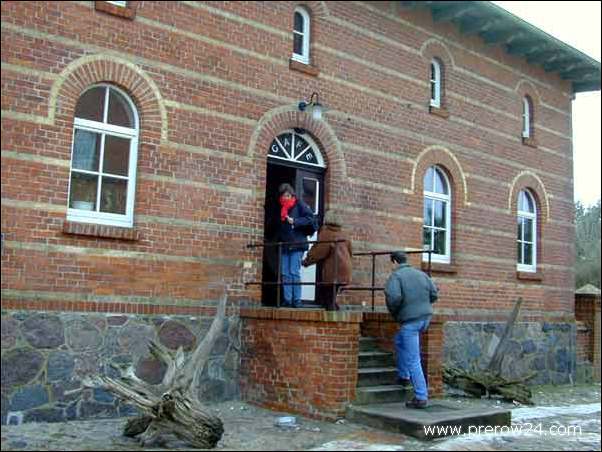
[
  {"xmin": 517, "ymin": 216, "xmax": 523, "ymax": 241},
  {"xmin": 302, "ymin": 177, "xmax": 318, "ymax": 214},
  {"xmin": 517, "ymin": 241, "xmax": 523, "ymax": 264},
  {"xmin": 69, "ymin": 172, "xmax": 98, "ymax": 210},
  {"xmin": 74, "ymin": 87, "xmax": 105, "ymax": 122},
  {"xmin": 434, "ymin": 229, "xmax": 446, "ymax": 255},
  {"xmin": 423, "ymin": 227, "xmax": 432, "ymax": 250},
  {"xmin": 103, "ymin": 135, "xmax": 130, "ymax": 176},
  {"xmin": 524, "ymin": 218, "xmax": 534, "ymax": 243},
  {"xmin": 107, "ymin": 89, "xmax": 134, "ymax": 128},
  {"xmin": 72, "ymin": 129, "xmax": 101, "ymax": 171},
  {"xmin": 294, "ymin": 11, "xmax": 304, "ymax": 32},
  {"xmin": 293, "ymin": 33, "xmax": 304, "ymax": 55},
  {"xmin": 431, "ymin": 80, "xmax": 436, "ymax": 101},
  {"xmin": 423, "ymin": 199, "xmax": 433, "ymax": 226},
  {"xmin": 431, "ymin": 63, "xmax": 436, "ymax": 81},
  {"xmin": 294, "ymin": 135, "xmax": 309, "ymax": 159},
  {"xmin": 525, "ymin": 192, "xmax": 534, "ymax": 212},
  {"xmin": 434, "ymin": 168, "xmax": 448, "ymax": 194},
  {"xmin": 524, "ymin": 243, "xmax": 533, "ymax": 265},
  {"xmin": 423, "ymin": 167, "xmax": 434, "ymax": 192},
  {"xmin": 100, "ymin": 177, "xmax": 127, "ymax": 214},
  {"xmin": 434, "ymin": 200, "xmax": 446, "ymax": 228}
]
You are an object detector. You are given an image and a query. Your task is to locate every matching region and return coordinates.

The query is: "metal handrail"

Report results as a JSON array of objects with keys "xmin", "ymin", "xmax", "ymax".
[{"xmin": 245, "ymin": 238, "xmax": 433, "ymax": 311}]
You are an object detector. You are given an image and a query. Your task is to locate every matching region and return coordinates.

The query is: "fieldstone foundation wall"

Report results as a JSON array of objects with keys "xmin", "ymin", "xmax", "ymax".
[
  {"xmin": 444, "ymin": 321, "xmax": 576, "ymax": 385},
  {"xmin": 1, "ymin": 310, "xmax": 240, "ymax": 425}
]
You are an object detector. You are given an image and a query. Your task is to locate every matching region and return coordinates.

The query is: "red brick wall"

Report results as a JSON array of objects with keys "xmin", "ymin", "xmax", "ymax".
[
  {"xmin": 575, "ymin": 294, "xmax": 599, "ymax": 364},
  {"xmin": 240, "ymin": 308, "xmax": 361, "ymax": 420},
  {"xmin": 1, "ymin": 2, "xmax": 574, "ymax": 320},
  {"xmin": 362, "ymin": 312, "xmax": 444, "ymax": 398}
]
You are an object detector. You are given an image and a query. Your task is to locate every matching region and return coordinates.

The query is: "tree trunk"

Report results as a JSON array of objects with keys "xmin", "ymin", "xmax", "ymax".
[{"xmin": 82, "ymin": 291, "xmax": 228, "ymax": 448}]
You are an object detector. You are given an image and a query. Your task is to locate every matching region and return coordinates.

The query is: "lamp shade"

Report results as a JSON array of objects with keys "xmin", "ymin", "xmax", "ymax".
[{"xmin": 311, "ymin": 103, "xmax": 323, "ymax": 120}]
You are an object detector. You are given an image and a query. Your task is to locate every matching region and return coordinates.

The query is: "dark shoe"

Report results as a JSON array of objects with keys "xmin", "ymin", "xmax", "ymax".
[
  {"xmin": 293, "ymin": 302, "xmax": 303, "ymax": 308},
  {"xmin": 281, "ymin": 302, "xmax": 292, "ymax": 308},
  {"xmin": 396, "ymin": 377, "xmax": 412, "ymax": 389},
  {"xmin": 405, "ymin": 398, "xmax": 428, "ymax": 409}
]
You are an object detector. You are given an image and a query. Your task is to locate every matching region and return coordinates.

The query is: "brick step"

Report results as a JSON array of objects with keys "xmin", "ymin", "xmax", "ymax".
[
  {"xmin": 358, "ymin": 351, "xmax": 395, "ymax": 368},
  {"xmin": 354, "ymin": 385, "xmax": 412, "ymax": 405},
  {"xmin": 359, "ymin": 336, "xmax": 380, "ymax": 352},
  {"xmin": 357, "ymin": 367, "xmax": 398, "ymax": 387}
]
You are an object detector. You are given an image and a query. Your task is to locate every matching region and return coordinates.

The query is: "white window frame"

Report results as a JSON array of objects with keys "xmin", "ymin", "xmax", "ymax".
[
  {"xmin": 517, "ymin": 190, "xmax": 537, "ymax": 272},
  {"xmin": 522, "ymin": 96, "xmax": 531, "ymax": 138},
  {"xmin": 67, "ymin": 84, "xmax": 139, "ymax": 228},
  {"xmin": 106, "ymin": 1, "xmax": 127, "ymax": 7},
  {"xmin": 292, "ymin": 6, "xmax": 310, "ymax": 65},
  {"xmin": 430, "ymin": 59, "xmax": 442, "ymax": 108},
  {"xmin": 423, "ymin": 166, "xmax": 451, "ymax": 264}
]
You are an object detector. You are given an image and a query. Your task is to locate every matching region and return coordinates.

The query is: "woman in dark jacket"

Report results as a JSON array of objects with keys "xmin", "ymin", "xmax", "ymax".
[
  {"xmin": 277, "ymin": 183, "xmax": 315, "ymax": 308},
  {"xmin": 302, "ymin": 209, "xmax": 353, "ymax": 311}
]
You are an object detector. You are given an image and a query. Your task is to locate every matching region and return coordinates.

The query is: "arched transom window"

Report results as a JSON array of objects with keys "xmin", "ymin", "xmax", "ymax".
[
  {"xmin": 68, "ymin": 84, "xmax": 139, "ymax": 227},
  {"xmin": 517, "ymin": 190, "xmax": 537, "ymax": 272},
  {"xmin": 423, "ymin": 166, "xmax": 451, "ymax": 263},
  {"xmin": 268, "ymin": 130, "xmax": 325, "ymax": 168}
]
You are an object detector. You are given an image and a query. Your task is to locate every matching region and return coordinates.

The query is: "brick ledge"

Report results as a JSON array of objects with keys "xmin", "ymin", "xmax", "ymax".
[
  {"xmin": 289, "ymin": 59, "xmax": 320, "ymax": 76},
  {"xmin": 95, "ymin": 1, "xmax": 137, "ymax": 19},
  {"xmin": 63, "ymin": 220, "xmax": 139, "ymax": 241},
  {"xmin": 240, "ymin": 307, "xmax": 362, "ymax": 323},
  {"xmin": 517, "ymin": 271, "xmax": 544, "ymax": 281}
]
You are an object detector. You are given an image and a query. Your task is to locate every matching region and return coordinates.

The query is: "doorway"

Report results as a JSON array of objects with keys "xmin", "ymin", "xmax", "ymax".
[{"xmin": 261, "ymin": 130, "xmax": 326, "ymax": 307}]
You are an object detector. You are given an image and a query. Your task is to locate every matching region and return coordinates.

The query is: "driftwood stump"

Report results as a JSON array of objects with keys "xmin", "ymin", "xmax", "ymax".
[
  {"xmin": 443, "ymin": 297, "xmax": 535, "ymax": 405},
  {"xmin": 82, "ymin": 292, "xmax": 228, "ymax": 448}
]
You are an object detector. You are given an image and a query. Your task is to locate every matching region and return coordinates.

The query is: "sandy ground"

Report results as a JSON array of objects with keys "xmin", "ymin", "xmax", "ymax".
[{"xmin": 1, "ymin": 384, "xmax": 600, "ymax": 451}]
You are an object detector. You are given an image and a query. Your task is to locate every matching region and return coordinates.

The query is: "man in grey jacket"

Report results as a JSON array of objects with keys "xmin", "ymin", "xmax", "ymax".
[{"xmin": 385, "ymin": 251, "xmax": 438, "ymax": 408}]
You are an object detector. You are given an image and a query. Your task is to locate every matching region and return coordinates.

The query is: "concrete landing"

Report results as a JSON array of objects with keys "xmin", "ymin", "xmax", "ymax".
[{"xmin": 346, "ymin": 401, "xmax": 511, "ymax": 440}]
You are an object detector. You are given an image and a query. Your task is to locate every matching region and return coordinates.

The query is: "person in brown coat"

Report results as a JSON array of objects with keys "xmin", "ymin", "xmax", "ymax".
[{"xmin": 302, "ymin": 210, "xmax": 353, "ymax": 311}]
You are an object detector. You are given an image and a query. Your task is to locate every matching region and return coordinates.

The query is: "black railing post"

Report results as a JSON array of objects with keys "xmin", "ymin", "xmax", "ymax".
[
  {"xmin": 371, "ymin": 254, "xmax": 376, "ymax": 312},
  {"xmin": 333, "ymin": 241, "xmax": 339, "ymax": 310},
  {"xmin": 428, "ymin": 249, "xmax": 432, "ymax": 277},
  {"xmin": 277, "ymin": 242, "xmax": 282, "ymax": 308}
]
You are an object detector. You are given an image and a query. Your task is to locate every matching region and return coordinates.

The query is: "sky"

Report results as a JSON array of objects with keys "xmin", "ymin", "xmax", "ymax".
[{"xmin": 493, "ymin": 1, "xmax": 601, "ymax": 208}]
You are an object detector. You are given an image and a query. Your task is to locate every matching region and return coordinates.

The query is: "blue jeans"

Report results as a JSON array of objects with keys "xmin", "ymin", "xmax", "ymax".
[
  {"xmin": 280, "ymin": 250, "xmax": 303, "ymax": 307},
  {"xmin": 395, "ymin": 316, "xmax": 431, "ymax": 401}
]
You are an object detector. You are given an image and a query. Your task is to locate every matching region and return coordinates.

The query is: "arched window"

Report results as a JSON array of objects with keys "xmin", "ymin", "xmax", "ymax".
[
  {"xmin": 517, "ymin": 190, "xmax": 537, "ymax": 272},
  {"xmin": 292, "ymin": 6, "xmax": 311, "ymax": 64},
  {"xmin": 522, "ymin": 96, "xmax": 533, "ymax": 139},
  {"xmin": 67, "ymin": 84, "xmax": 139, "ymax": 227},
  {"xmin": 430, "ymin": 59, "xmax": 442, "ymax": 108},
  {"xmin": 423, "ymin": 166, "xmax": 451, "ymax": 263}
]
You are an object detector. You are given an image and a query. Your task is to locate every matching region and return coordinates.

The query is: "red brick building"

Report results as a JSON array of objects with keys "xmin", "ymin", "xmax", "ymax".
[{"xmin": 1, "ymin": 1, "xmax": 600, "ymax": 423}]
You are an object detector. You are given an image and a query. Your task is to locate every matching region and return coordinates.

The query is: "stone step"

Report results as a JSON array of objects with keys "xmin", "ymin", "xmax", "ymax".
[
  {"xmin": 354, "ymin": 385, "xmax": 412, "ymax": 405},
  {"xmin": 357, "ymin": 367, "xmax": 398, "ymax": 387},
  {"xmin": 358, "ymin": 351, "xmax": 395, "ymax": 368},
  {"xmin": 346, "ymin": 401, "xmax": 511, "ymax": 439},
  {"xmin": 359, "ymin": 336, "xmax": 380, "ymax": 352}
]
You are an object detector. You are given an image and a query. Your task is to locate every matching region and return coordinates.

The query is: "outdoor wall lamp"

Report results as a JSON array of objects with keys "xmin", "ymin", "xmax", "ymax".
[{"xmin": 298, "ymin": 92, "xmax": 325, "ymax": 120}]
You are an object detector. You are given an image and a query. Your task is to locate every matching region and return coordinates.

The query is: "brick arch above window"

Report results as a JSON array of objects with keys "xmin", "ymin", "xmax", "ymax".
[
  {"xmin": 411, "ymin": 145, "xmax": 469, "ymax": 206},
  {"xmin": 51, "ymin": 54, "xmax": 167, "ymax": 142},
  {"xmin": 419, "ymin": 38, "xmax": 456, "ymax": 69},
  {"xmin": 508, "ymin": 171, "xmax": 550, "ymax": 222},
  {"xmin": 295, "ymin": 1, "xmax": 330, "ymax": 19}
]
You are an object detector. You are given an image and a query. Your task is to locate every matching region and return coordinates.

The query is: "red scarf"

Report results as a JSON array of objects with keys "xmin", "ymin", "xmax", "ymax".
[{"xmin": 279, "ymin": 195, "xmax": 297, "ymax": 222}]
